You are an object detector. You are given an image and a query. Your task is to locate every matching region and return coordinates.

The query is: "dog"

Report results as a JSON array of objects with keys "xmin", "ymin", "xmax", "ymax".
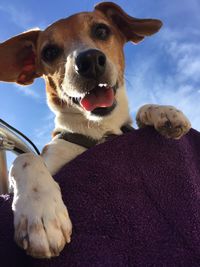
[{"xmin": 0, "ymin": 2, "xmax": 191, "ymax": 258}]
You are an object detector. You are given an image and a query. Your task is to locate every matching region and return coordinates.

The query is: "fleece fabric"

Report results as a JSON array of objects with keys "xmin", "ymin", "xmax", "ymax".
[{"xmin": 1, "ymin": 127, "xmax": 200, "ymax": 267}]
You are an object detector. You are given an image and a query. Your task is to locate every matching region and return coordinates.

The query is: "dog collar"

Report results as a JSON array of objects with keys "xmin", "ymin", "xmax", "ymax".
[{"xmin": 54, "ymin": 124, "xmax": 134, "ymax": 149}]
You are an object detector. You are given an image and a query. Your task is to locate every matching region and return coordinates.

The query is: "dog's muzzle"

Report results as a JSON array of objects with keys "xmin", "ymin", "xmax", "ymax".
[{"xmin": 69, "ymin": 49, "xmax": 118, "ymax": 117}]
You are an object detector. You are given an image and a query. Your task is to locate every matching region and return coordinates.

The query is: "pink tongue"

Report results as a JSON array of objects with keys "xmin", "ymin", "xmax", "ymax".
[{"xmin": 80, "ymin": 86, "xmax": 114, "ymax": 111}]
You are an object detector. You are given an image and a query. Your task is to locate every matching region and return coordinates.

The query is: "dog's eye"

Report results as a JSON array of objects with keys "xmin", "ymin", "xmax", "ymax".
[
  {"xmin": 93, "ymin": 24, "xmax": 111, "ymax": 40},
  {"xmin": 41, "ymin": 45, "xmax": 62, "ymax": 62}
]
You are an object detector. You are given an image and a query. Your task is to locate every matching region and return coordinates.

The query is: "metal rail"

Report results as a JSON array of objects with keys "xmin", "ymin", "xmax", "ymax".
[{"xmin": 0, "ymin": 122, "xmax": 36, "ymax": 194}]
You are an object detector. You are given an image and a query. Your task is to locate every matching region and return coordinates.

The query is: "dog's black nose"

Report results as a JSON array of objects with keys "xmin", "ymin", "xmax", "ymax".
[{"xmin": 75, "ymin": 49, "xmax": 106, "ymax": 79}]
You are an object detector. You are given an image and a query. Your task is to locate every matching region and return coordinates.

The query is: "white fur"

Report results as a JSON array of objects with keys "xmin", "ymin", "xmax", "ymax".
[
  {"xmin": 54, "ymin": 85, "xmax": 131, "ymax": 140},
  {"xmin": 10, "ymin": 153, "xmax": 72, "ymax": 258}
]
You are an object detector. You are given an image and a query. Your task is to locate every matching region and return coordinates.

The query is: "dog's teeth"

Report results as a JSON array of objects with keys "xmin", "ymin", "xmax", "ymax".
[{"xmin": 98, "ymin": 83, "xmax": 108, "ymax": 87}]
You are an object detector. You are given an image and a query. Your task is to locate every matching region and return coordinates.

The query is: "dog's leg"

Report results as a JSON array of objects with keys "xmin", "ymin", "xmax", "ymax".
[
  {"xmin": 9, "ymin": 152, "xmax": 72, "ymax": 258},
  {"xmin": 136, "ymin": 104, "xmax": 191, "ymax": 139}
]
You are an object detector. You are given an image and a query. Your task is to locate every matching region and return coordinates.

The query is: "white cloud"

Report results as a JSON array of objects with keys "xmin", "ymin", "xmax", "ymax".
[
  {"xmin": 33, "ymin": 113, "xmax": 55, "ymax": 149},
  {"xmin": 167, "ymin": 42, "xmax": 200, "ymax": 83},
  {"xmin": 0, "ymin": 4, "xmax": 33, "ymax": 30},
  {"xmin": 0, "ymin": 4, "xmax": 46, "ymax": 32},
  {"xmin": 126, "ymin": 27, "xmax": 200, "ymax": 131},
  {"xmin": 13, "ymin": 84, "xmax": 41, "ymax": 99}
]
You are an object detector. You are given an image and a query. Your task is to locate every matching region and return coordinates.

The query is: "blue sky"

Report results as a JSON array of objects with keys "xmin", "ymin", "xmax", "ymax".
[{"xmin": 0, "ymin": 0, "xmax": 200, "ymax": 154}]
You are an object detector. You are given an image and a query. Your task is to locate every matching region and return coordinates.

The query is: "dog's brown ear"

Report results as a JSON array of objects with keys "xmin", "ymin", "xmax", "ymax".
[
  {"xmin": 95, "ymin": 2, "xmax": 163, "ymax": 44},
  {"xmin": 0, "ymin": 29, "xmax": 42, "ymax": 85}
]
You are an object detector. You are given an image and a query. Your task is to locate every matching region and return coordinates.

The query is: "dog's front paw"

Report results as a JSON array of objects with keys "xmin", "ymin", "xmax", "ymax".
[
  {"xmin": 13, "ymin": 181, "xmax": 72, "ymax": 258},
  {"xmin": 136, "ymin": 104, "xmax": 191, "ymax": 139}
]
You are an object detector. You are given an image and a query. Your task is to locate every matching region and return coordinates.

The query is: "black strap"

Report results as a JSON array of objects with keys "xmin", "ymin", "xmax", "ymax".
[
  {"xmin": 55, "ymin": 124, "xmax": 134, "ymax": 149},
  {"xmin": 56, "ymin": 132, "xmax": 98, "ymax": 149},
  {"xmin": 121, "ymin": 124, "xmax": 134, "ymax": 133},
  {"xmin": 14, "ymin": 147, "xmax": 27, "ymax": 154}
]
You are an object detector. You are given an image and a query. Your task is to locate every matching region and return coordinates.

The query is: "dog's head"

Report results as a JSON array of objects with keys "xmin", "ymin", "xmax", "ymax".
[{"xmin": 0, "ymin": 2, "xmax": 162, "ymax": 121}]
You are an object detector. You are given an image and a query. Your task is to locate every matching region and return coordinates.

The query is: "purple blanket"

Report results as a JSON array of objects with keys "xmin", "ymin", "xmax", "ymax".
[{"xmin": 1, "ymin": 127, "xmax": 200, "ymax": 266}]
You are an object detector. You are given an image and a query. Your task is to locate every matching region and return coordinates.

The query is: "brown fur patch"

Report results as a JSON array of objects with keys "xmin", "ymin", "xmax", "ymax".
[
  {"xmin": 48, "ymin": 77, "xmax": 57, "ymax": 91},
  {"xmin": 160, "ymin": 112, "xmax": 166, "ymax": 119},
  {"xmin": 41, "ymin": 145, "xmax": 49, "ymax": 156},
  {"xmin": 52, "ymin": 219, "xmax": 60, "ymax": 230},
  {"xmin": 22, "ymin": 162, "xmax": 30, "ymax": 169},
  {"xmin": 33, "ymin": 187, "xmax": 38, "ymax": 193},
  {"xmin": 29, "ymin": 223, "xmax": 43, "ymax": 233}
]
